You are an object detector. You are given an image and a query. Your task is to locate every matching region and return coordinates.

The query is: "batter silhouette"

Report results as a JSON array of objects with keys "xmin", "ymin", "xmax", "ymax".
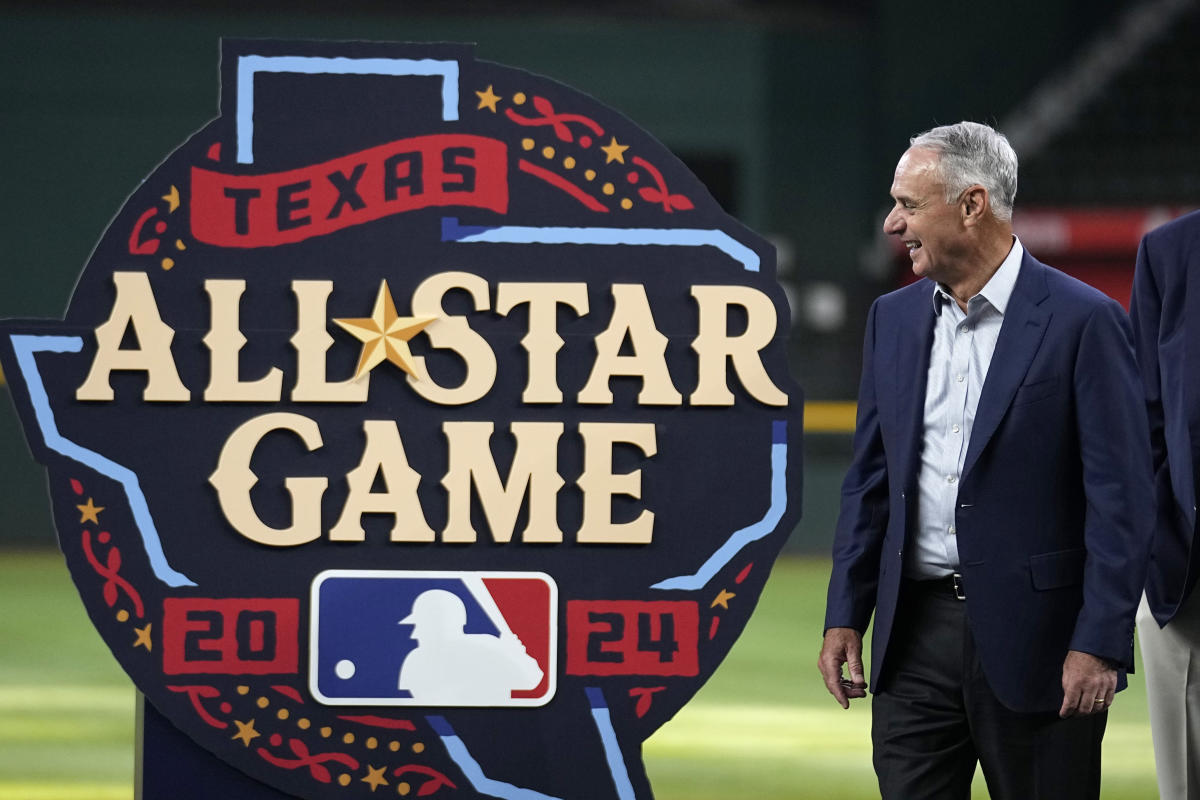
[{"xmin": 398, "ymin": 589, "xmax": 543, "ymax": 705}]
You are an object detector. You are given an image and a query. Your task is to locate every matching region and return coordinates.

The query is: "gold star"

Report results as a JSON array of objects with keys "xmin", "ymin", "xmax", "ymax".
[
  {"xmin": 133, "ymin": 623, "xmax": 153, "ymax": 651},
  {"xmin": 232, "ymin": 719, "xmax": 260, "ymax": 747},
  {"xmin": 361, "ymin": 765, "xmax": 389, "ymax": 792},
  {"xmin": 711, "ymin": 589, "xmax": 736, "ymax": 610},
  {"xmin": 476, "ymin": 85, "xmax": 501, "ymax": 112},
  {"xmin": 163, "ymin": 185, "xmax": 180, "ymax": 213},
  {"xmin": 601, "ymin": 136, "xmax": 629, "ymax": 164},
  {"xmin": 333, "ymin": 281, "xmax": 437, "ymax": 380},
  {"xmin": 77, "ymin": 497, "xmax": 104, "ymax": 525}
]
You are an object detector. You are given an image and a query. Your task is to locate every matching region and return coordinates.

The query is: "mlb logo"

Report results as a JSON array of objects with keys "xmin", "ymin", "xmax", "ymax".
[{"xmin": 309, "ymin": 570, "xmax": 557, "ymax": 707}]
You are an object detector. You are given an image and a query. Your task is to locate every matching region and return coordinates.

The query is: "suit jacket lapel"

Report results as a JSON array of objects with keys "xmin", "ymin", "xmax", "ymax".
[
  {"xmin": 962, "ymin": 253, "xmax": 1051, "ymax": 479},
  {"xmin": 893, "ymin": 284, "xmax": 936, "ymax": 490}
]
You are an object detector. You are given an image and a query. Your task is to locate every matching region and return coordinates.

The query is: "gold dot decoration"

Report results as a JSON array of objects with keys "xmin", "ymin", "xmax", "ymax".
[
  {"xmin": 320, "ymin": 727, "xmax": 333, "ymax": 738},
  {"xmin": 602, "ymin": 183, "xmax": 615, "ymax": 196},
  {"xmin": 563, "ymin": 156, "xmax": 576, "ymax": 169},
  {"xmin": 521, "ymin": 138, "xmax": 535, "ymax": 151},
  {"xmin": 338, "ymin": 774, "xmax": 352, "ymax": 787},
  {"xmin": 513, "ymin": 92, "xmax": 527, "ymax": 105},
  {"xmin": 397, "ymin": 783, "xmax": 411, "ymax": 796},
  {"xmin": 277, "ymin": 708, "xmax": 290, "ymax": 721},
  {"xmin": 366, "ymin": 737, "xmax": 378, "ymax": 750},
  {"xmin": 584, "ymin": 170, "xmax": 596, "ymax": 181},
  {"xmin": 412, "ymin": 742, "xmax": 425, "ymax": 754},
  {"xmin": 256, "ymin": 697, "xmax": 269, "ymax": 709},
  {"xmin": 237, "ymin": 685, "xmax": 250, "ymax": 695},
  {"xmin": 542, "ymin": 146, "xmax": 555, "ymax": 159},
  {"xmin": 297, "ymin": 718, "xmax": 310, "ymax": 730},
  {"xmin": 161, "ymin": 258, "xmax": 175, "ymax": 271},
  {"xmin": 621, "ymin": 198, "xmax": 634, "ymax": 210},
  {"xmin": 343, "ymin": 732, "xmax": 355, "ymax": 745},
  {"xmin": 116, "ymin": 610, "xmax": 130, "ymax": 622},
  {"xmin": 389, "ymin": 740, "xmax": 401, "ymax": 752}
]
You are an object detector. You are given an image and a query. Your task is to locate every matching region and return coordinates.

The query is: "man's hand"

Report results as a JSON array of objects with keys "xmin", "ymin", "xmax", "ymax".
[
  {"xmin": 818, "ymin": 627, "xmax": 868, "ymax": 709},
  {"xmin": 1059, "ymin": 650, "xmax": 1117, "ymax": 718}
]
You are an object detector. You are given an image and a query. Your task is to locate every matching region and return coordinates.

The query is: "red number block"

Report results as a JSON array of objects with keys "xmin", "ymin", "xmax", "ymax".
[
  {"xmin": 566, "ymin": 600, "xmax": 699, "ymax": 677},
  {"xmin": 163, "ymin": 598, "xmax": 299, "ymax": 675}
]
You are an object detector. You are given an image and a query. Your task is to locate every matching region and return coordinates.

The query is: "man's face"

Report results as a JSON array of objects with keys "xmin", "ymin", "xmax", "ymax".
[{"xmin": 883, "ymin": 147, "xmax": 968, "ymax": 284}]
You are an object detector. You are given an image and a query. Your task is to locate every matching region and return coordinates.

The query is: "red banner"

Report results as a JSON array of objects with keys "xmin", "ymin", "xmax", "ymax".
[{"xmin": 190, "ymin": 134, "xmax": 508, "ymax": 247}]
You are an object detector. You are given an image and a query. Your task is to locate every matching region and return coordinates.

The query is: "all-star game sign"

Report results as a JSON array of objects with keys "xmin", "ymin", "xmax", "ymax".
[{"xmin": 0, "ymin": 40, "xmax": 803, "ymax": 799}]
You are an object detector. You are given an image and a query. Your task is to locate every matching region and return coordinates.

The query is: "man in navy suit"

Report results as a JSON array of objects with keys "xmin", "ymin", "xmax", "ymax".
[
  {"xmin": 817, "ymin": 121, "xmax": 1154, "ymax": 799},
  {"xmin": 1130, "ymin": 210, "xmax": 1200, "ymax": 800}
]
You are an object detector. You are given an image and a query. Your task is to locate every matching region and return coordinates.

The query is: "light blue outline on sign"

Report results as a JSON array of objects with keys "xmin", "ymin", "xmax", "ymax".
[
  {"xmin": 426, "ymin": 715, "xmax": 563, "ymax": 800},
  {"xmin": 236, "ymin": 55, "xmax": 460, "ymax": 164},
  {"xmin": 9, "ymin": 334, "xmax": 196, "ymax": 588},
  {"xmin": 585, "ymin": 687, "xmax": 637, "ymax": 800},
  {"xmin": 441, "ymin": 217, "xmax": 761, "ymax": 272},
  {"xmin": 651, "ymin": 421, "xmax": 789, "ymax": 591}
]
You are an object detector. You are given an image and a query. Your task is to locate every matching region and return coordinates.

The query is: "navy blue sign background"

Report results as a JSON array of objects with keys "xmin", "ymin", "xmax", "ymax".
[{"xmin": 0, "ymin": 40, "xmax": 803, "ymax": 799}]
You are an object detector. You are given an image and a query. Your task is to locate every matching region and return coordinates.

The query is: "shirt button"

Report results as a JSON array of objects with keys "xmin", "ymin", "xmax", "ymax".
[
  {"xmin": 959, "ymin": 325, "xmax": 968, "ymax": 334},
  {"xmin": 956, "ymin": 374, "xmax": 965, "ymax": 383},
  {"xmin": 952, "ymin": 424, "xmax": 961, "ymax": 434},
  {"xmin": 948, "ymin": 525, "xmax": 956, "ymax": 535},
  {"xmin": 947, "ymin": 475, "xmax": 957, "ymax": 484}
]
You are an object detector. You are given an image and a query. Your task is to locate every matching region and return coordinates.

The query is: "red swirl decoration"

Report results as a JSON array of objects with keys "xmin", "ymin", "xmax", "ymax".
[
  {"xmin": 81, "ymin": 529, "xmax": 145, "ymax": 618},
  {"xmin": 632, "ymin": 156, "xmax": 694, "ymax": 213},
  {"xmin": 167, "ymin": 685, "xmax": 228, "ymax": 729},
  {"xmin": 393, "ymin": 764, "xmax": 458, "ymax": 796},
  {"xmin": 505, "ymin": 95, "xmax": 605, "ymax": 143},
  {"xmin": 257, "ymin": 738, "xmax": 360, "ymax": 784}
]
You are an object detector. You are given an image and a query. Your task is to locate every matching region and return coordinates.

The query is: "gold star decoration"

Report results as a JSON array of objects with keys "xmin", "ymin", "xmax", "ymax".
[
  {"xmin": 711, "ymin": 589, "xmax": 736, "ymax": 610},
  {"xmin": 133, "ymin": 623, "xmax": 153, "ymax": 651},
  {"xmin": 601, "ymin": 136, "xmax": 629, "ymax": 164},
  {"xmin": 333, "ymin": 281, "xmax": 437, "ymax": 380},
  {"xmin": 77, "ymin": 497, "xmax": 105, "ymax": 525},
  {"xmin": 476, "ymin": 85, "xmax": 501, "ymax": 112},
  {"xmin": 361, "ymin": 765, "xmax": 389, "ymax": 792},
  {"xmin": 232, "ymin": 719, "xmax": 260, "ymax": 747}
]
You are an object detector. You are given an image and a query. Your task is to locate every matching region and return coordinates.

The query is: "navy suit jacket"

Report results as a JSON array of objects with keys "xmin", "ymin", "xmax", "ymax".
[
  {"xmin": 1131, "ymin": 210, "xmax": 1200, "ymax": 626},
  {"xmin": 825, "ymin": 250, "xmax": 1154, "ymax": 713}
]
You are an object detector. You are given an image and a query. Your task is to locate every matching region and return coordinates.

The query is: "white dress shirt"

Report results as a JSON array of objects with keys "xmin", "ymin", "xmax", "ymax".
[{"xmin": 908, "ymin": 237, "xmax": 1024, "ymax": 579}]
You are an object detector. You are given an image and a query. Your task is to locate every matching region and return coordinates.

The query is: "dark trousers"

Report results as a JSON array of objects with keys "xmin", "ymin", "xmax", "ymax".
[{"xmin": 871, "ymin": 579, "xmax": 1107, "ymax": 800}]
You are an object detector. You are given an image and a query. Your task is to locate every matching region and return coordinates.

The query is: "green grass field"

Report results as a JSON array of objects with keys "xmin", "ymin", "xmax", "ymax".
[{"xmin": 0, "ymin": 551, "xmax": 1159, "ymax": 799}]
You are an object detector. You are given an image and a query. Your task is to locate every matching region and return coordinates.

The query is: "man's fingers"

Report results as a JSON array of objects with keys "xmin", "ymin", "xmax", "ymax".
[
  {"xmin": 1059, "ymin": 682, "xmax": 1086, "ymax": 718},
  {"xmin": 818, "ymin": 662, "xmax": 850, "ymax": 708},
  {"xmin": 1086, "ymin": 688, "xmax": 1115, "ymax": 714},
  {"xmin": 819, "ymin": 627, "xmax": 866, "ymax": 709},
  {"xmin": 1061, "ymin": 650, "xmax": 1118, "ymax": 717},
  {"xmin": 847, "ymin": 656, "xmax": 866, "ymax": 685}
]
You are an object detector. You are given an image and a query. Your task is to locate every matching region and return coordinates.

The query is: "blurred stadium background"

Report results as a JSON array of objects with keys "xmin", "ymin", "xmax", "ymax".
[{"xmin": 1, "ymin": 0, "xmax": 1196, "ymax": 797}]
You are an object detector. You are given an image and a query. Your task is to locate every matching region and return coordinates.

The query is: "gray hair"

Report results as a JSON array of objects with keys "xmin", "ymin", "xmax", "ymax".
[{"xmin": 909, "ymin": 121, "xmax": 1018, "ymax": 222}]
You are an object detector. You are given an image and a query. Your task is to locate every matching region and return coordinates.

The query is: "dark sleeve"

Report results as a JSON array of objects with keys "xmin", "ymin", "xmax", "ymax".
[
  {"xmin": 824, "ymin": 298, "xmax": 891, "ymax": 634},
  {"xmin": 1130, "ymin": 234, "xmax": 1169, "ymax": 477},
  {"xmin": 1068, "ymin": 298, "xmax": 1154, "ymax": 666},
  {"xmin": 1130, "ymin": 228, "xmax": 1196, "ymax": 626}
]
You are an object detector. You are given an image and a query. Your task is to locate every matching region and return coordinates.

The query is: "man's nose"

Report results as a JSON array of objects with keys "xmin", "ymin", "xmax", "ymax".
[{"xmin": 882, "ymin": 208, "xmax": 902, "ymax": 235}]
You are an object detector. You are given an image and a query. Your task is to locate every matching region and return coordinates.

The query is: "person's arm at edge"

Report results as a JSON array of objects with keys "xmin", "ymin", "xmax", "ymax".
[
  {"xmin": 819, "ymin": 299, "xmax": 890, "ymax": 707},
  {"xmin": 1060, "ymin": 295, "xmax": 1155, "ymax": 716}
]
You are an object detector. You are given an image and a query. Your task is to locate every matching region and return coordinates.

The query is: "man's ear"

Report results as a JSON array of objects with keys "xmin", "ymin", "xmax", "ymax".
[{"xmin": 961, "ymin": 185, "xmax": 989, "ymax": 226}]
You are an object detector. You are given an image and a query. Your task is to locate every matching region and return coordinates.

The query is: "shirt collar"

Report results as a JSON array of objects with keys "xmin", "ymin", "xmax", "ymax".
[{"xmin": 931, "ymin": 236, "xmax": 1024, "ymax": 315}]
